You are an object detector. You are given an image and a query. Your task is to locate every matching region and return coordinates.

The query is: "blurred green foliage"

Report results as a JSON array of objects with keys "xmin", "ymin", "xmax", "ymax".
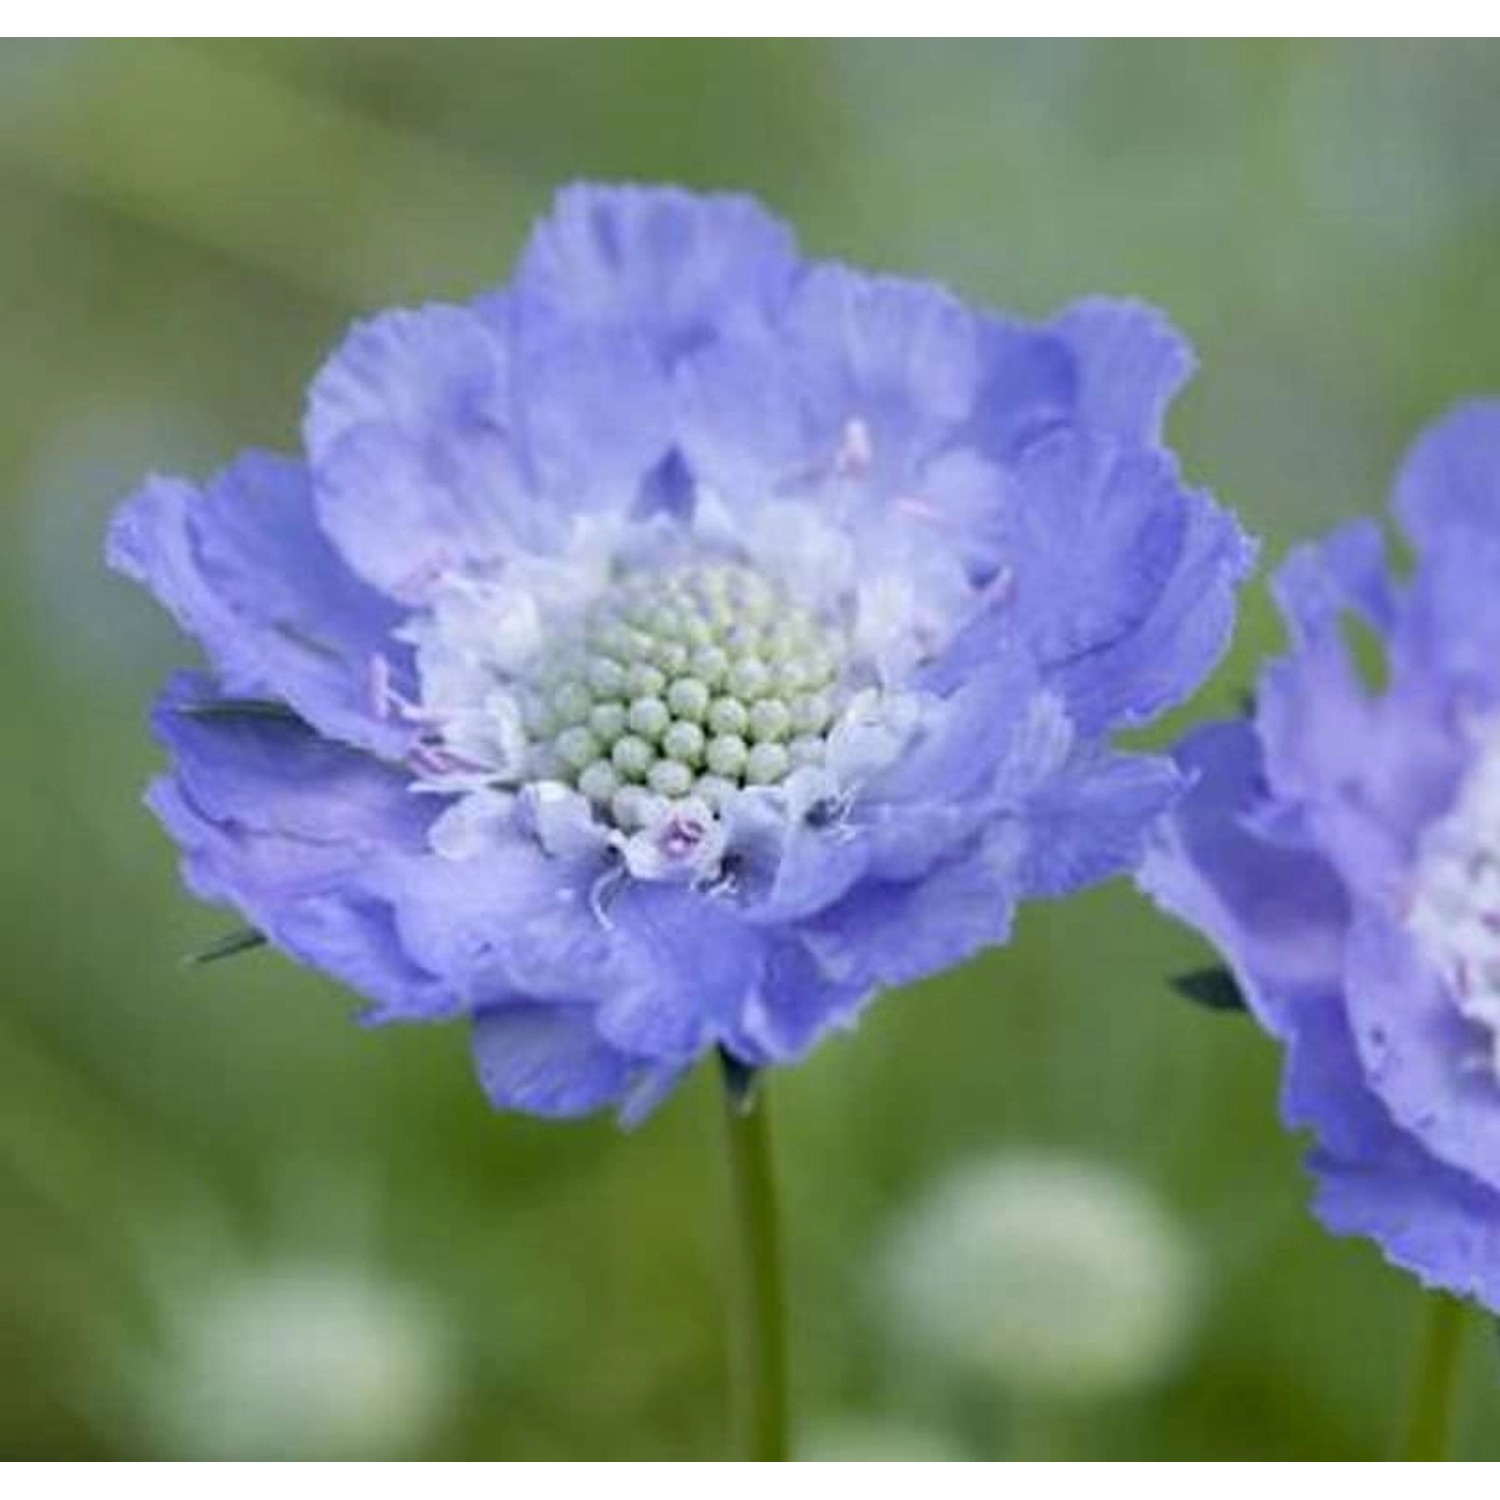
[{"xmin": 2, "ymin": 39, "xmax": 1498, "ymax": 1459}]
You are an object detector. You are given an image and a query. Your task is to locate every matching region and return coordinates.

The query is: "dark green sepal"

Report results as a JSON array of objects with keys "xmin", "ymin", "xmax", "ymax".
[
  {"xmin": 1170, "ymin": 964, "xmax": 1248, "ymax": 1013},
  {"xmin": 176, "ymin": 698, "xmax": 303, "ymax": 723},
  {"xmin": 718, "ymin": 1046, "xmax": 760, "ymax": 1115},
  {"xmin": 184, "ymin": 928, "xmax": 267, "ymax": 967}
]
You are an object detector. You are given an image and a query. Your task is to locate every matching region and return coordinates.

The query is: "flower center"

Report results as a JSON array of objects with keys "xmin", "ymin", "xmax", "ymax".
[
  {"xmin": 518, "ymin": 562, "xmax": 848, "ymax": 831},
  {"xmin": 1408, "ymin": 731, "xmax": 1500, "ymax": 1079}
]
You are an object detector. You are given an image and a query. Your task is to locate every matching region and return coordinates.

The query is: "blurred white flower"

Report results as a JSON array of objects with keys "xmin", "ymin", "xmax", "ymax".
[
  {"xmin": 798, "ymin": 1416, "xmax": 969, "ymax": 1462},
  {"xmin": 134, "ymin": 1258, "xmax": 454, "ymax": 1460},
  {"xmin": 879, "ymin": 1150, "xmax": 1200, "ymax": 1400}
]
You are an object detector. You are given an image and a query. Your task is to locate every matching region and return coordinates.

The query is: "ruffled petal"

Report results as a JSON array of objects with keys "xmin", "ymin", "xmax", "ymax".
[
  {"xmin": 678, "ymin": 264, "xmax": 985, "ymax": 515},
  {"xmin": 596, "ymin": 885, "xmax": 766, "ymax": 1061},
  {"xmin": 785, "ymin": 265, "xmax": 982, "ymax": 434},
  {"xmin": 965, "ymin": 299, "xmax": 1193, "ymax": 472},
  {"xmin": 1260, "ymin": 524, "xmax": 1466, "ymax": 895},
  {"xmin": 1388, "ymin": 405, "xmax": 1500, "ymax": 702},
  {"xmin": 733, "ymin": 813, "xmax": 873, "ymax": 925},
  {"xmin": 1015, "ymin": 748, "xmax": 1182, "ymax": 899},
  {"xmin": 799, "ymin": 828, "xmax": 1018, "ymax": 994},
  {"xmin": 1287, "ymin": 993, "xmax": 1500, "ymax": 1307},
  {"xmin": 1049, "ymin": 298, "xmax": 1196, "ymax": 449},
  {"xmin": 1392, "ymin": 398, "xmax": 1500, "ymax": 550},
  {"xmin": 729, "ymin": 938, "xmax": 870, "ymax": 1066},
  {"xmin": 382, "ymin": 838, "xmax": 620, "ymax": 1009},
  {"xmin": 108, "ymin": 454, "xmax": 408, "ymax": 756},
  {"xmin": 154, "ymin": 777, "xmax": 453, "ymax": 1022},
  {"xmin": 305, "ymin": 304, "xmax": 536, "ymax": 598},
  {"xmin": 508, "ymin": 321, "xmax": 675, "ymax": 515},
  {"xmin": 512, "ymin": 182, "xmax": 800, "ymax": 359},
  {"xmin": 674, "ymin": 332, "xmax": 821, "ymax": 507},
  {"xmin": 1310, "ymin": 1144, "xmax": 1500, "ymax": 1308},
  {"xmin": 1280, "ymin": 989, "xmax": 1392, "ymax": 1160},
  {"xmin": 877, "ymin": 653, "xmax": 1047, "ymax": 808},
  {"xmin": 965, "ymin": 316, "xmax": 1075, "ymax": 461},
  {"xmin": 307, "ymin": 304, "xmax": 510, "ymax": 464},
  {"xmin": 1343, "ymin": 905, "xmax": 1500, "ymax": 1194},
  {"xmin": 152, "ymin": 675, "xmax": 428, "ymax": 851},
  {"xmin": 995, "ymin": 430, "xmax": 1254, "ymax": 733},
  {"xmin": 146, "ymin": 683, "xmax": 451, "ymax": 1020},
  {"xmin": 1401, "ymin": 526, "xmax": 1500, "ymax": 707},
  {"xmin": 1272, "ymin": 516, "xmax": 1395, "ymax": 646},
  {"xmin": 856, "ymin": 658, "xmax": 1069, "ymax": 887},
  {"xmin": 1139, "ymin": 722, "xmax": 1349, "ymax": 1036},
  {"xmin": 470, "ymin": 1002, "xmax": 634, "ymax": 1118}
]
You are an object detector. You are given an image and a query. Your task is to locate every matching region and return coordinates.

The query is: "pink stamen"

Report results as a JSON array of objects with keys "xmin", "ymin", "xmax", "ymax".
[
  {"xmin": 834, "ymin": 417, "xmax": 873, "ymax": 477},
  {"xmin": 895, "ymin": 494, "xmax": 944, "ymax": 523},
  {"xmin": 369, "ymin": 654, "xmax": 438, "ymax": 726},
  {"xmin": 369, "ymin": 654, "xmax": 394, "ymax": 720},
  {"xmin": 391, "ymin": 550, "xmax": 454, "ymax": 602},
  {"xmin": 408, "ymin": 741, "xmax": 488, "ymax": 779},
  {"xmin": 659, "ymin": 816, "xmax": 706, "ymax": 859}
]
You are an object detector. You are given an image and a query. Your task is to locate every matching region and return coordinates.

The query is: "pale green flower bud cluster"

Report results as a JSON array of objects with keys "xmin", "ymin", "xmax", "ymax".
[{"xmin": 520, "ymin": 563, "xmax": 845, "ymax": 830}]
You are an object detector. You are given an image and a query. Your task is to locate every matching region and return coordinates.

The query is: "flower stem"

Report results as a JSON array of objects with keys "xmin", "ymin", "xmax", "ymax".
[
  {"xmin": 719, "ymin": 1053, "xmax": 789, "ymax": 1461},
  {"xmin": 1397, "ymin": 1291, "xmax": 1467, "ymax": 1461}
]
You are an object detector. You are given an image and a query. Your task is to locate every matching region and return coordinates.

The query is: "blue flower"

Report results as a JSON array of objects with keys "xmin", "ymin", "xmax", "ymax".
[
  {"xmin": 110, "ymin": 184, "xmax": 1252, "ymax": 1121},
  {"xmin": 1142, "ymin": 403, "xmax": 1500, "ymax": 1308}
]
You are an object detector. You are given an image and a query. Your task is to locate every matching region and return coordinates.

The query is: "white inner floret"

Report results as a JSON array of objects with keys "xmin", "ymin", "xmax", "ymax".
[
  {"xmin": 392, "ymin": 539, "xmax": 928, "ymax": 883},
  {"xmin": 1408, "ymin": 729, "xmax": 1500, "ymax": 1079}
]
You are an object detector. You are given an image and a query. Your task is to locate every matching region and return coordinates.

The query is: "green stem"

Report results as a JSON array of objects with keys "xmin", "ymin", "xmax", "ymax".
[
  {"xmin": 719, "ymin": 1055, "xmax": 789, "ymax": 1461},
  {"xmin": 1398, "ymin": 1292, "xmax": 1467, "ymax": 1461}
]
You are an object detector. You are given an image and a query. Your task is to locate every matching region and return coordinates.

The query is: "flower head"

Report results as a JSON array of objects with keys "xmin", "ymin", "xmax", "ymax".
[
  {"xmin": 1142, "ymin": 403, "xmax": 1500, "ymax": 1308},
  {"xmin": 111, "ymin": 184, "xmax": 1251, "ymax": 1121}
]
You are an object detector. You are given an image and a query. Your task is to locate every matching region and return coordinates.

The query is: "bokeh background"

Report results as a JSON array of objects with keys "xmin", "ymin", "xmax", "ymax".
[{"xmin": 3, "ymin": 38, "xmax": 1499, "ymax": 1460}]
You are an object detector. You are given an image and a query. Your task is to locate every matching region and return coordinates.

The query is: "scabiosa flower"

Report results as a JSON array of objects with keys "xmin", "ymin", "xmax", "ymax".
[
  {"xmin": 110, "ymin": 184, "xmax": 1251, "ymax": 1122},
  {"xmin": 1142, "ymin": 403, "xmax": 1500, "ymax": 1308}
]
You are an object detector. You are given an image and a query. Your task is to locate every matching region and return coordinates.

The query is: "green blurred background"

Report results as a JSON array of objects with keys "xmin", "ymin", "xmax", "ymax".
[{"xmin": 3, "ymin": 39, "xmax": 1498, "ymax": 1460}]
